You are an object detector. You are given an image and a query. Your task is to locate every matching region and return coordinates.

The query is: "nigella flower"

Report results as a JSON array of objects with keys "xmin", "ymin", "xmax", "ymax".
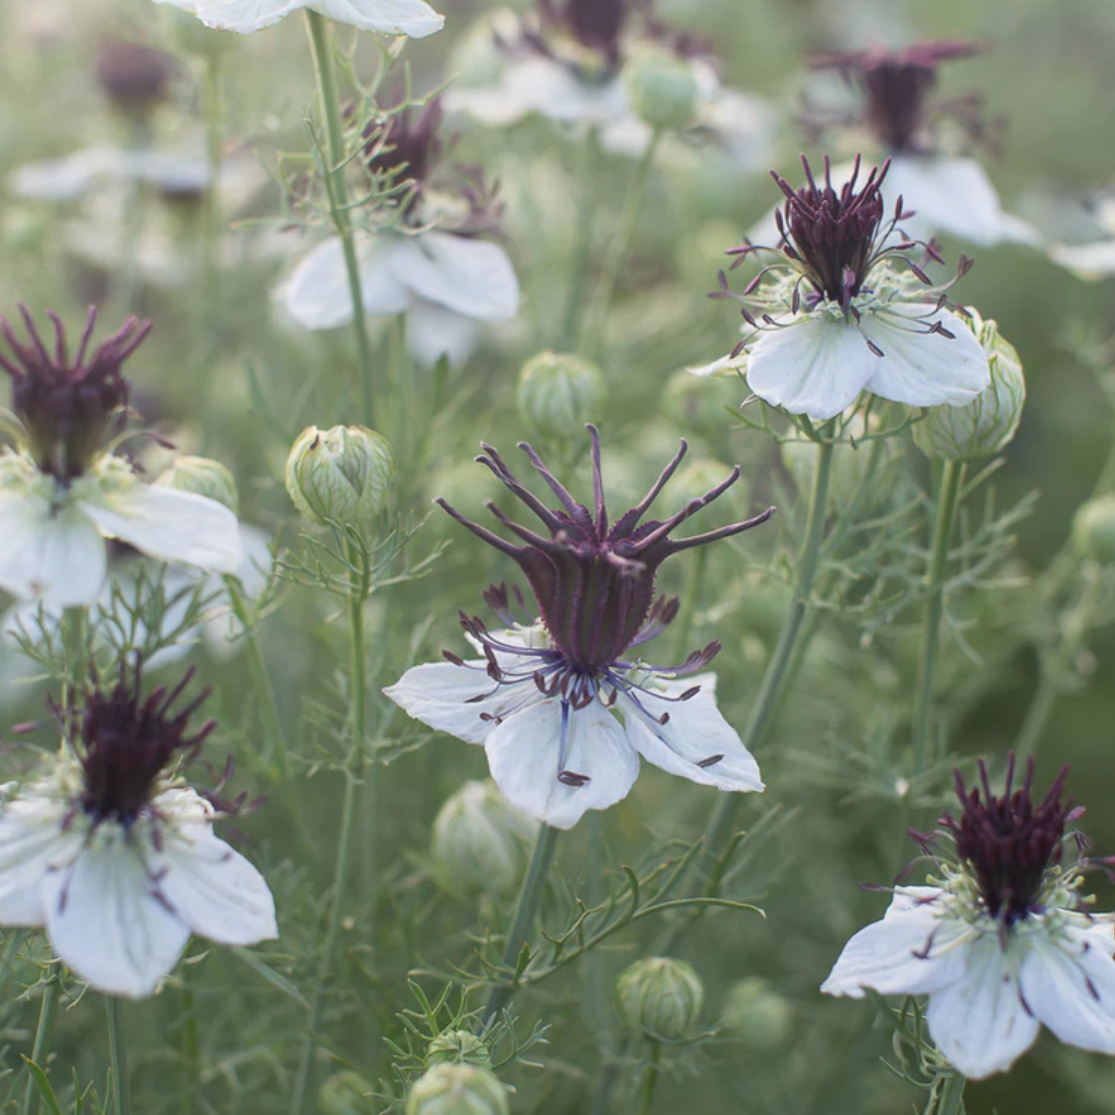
[
  {"xmin": 694, "ymin": 155, "xmax": 990, "ymax": 421},
  {"xmin": 150, "ymin": 0, "xmax": 444, "ymax": 37},
  {"xmin": 385, "ymin": 426, "xmax": 772, "ymax": 829},
  {"xmin": 279, "ymin": 99, "xmax": 520, "ymax": 370},
  {"xmin": 444, "ymin": 0, "xmax": 772, "ymax": 168},
  {"xmin": 822, "ymin": 757, "xmax": 1115, "ymax": 1079},
  {"xmin": 0, "ymin": 663, "xmax": 277, "ymax": 998},
  {"xmin": 803, "ymin": 41, "xmax": 1037, "ymax": 247},
  {"xmin": 0, "ymin": 306, "xmax": 242, "ymax": 607}
]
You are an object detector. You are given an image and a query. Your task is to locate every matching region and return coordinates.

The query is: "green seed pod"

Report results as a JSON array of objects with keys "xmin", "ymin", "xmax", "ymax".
[
  {"xmin": 405, "ymin": 1064, "xmax": 509, "ymax": 1115},
  {"xmin": 912, "ymin": 311, "xmax": 1025, "ymax": 462},
  {"xmin": 1072, "ymin": 495, "xmax": 1115, "ymax": 565},
  {"xmin": 431, "ymin": 781, "xmax": 538, "ymax": 898},
  {"xmin": 155, "ymin": 455, "xmax": 239, "ymax": 515},
  {"xmin": 616, "ymin": 957, "xmax": 705, "ymax": 1041},
  {"xmin": 721, "ymin": 977, "xmax": 793, "ymax": 1052},
  {"xmin": 517, "ymin": 351, "xmax": 606, "ymax": 440},
  {"xmin": 285, "ymin": 425, "xmax": 395, "ymax": 528},
  {"xmin": 319, "ymin": 1071, "xmax": 372, "ymax": 1115},
  {"xmin": 623, "ymin": 48, "xmax": 699, "ymax": 132},
  {"xmin": 426, "ymin": 1031, "xmax": 492, "ymax": 1069}
]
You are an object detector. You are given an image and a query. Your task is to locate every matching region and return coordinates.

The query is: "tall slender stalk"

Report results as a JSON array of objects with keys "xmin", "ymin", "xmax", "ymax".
[
  {"xmin": 21, "ymin": 967, "xmax": 60, "ymax": 1115},
  {"xmin": 911, "ymin": 461, "xmax": 964, "ymax": 774},
  {"xmin": 200, "ymin": 46, "xmax": 223, "ymax": 328},
  {"xmin": 929, "ymin": 1070, "xmax": 966, "ymax": 1115},
  {"xmin": 639, "ymin": 1042, "xmax": 662, "ymax": 1115},
  {"xmin": 107, "ymin": 997, "xmax": 131, "ymax": 1115},
  {"xmin": 304, "ymin": 11, "xmax": 376, "ymax": 425},
  {"xmin": 482, "ymin": 823, "xmax": 560, "ymax": 1027},
  {"xmin": 561, "ymin": 126, "xmax": 602, "ymax": 348},
  {"xmin": 289, "ymin": 548, "xmax": 370, "ymax": 1115}
]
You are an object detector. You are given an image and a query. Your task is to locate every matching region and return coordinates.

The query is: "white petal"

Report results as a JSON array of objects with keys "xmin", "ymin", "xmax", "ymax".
[
  {"xmin": 926, "ymin": 934, "xmax": 1040, "ymax": 1079},
  {"xmin": 0, "ymin": 496, "xmax": 107, "ymax": 608},
  {"xmin": 81, "ymin": 485, "xmax": 243, "ymax": 574},
  {"xmin": 619, "ymin": 674, "xmax": 763, "ymax": 793},
  {"xmin": 685, "ymin": 353, "xmax": 747, "ymax": 379},
  {"xmin": 0, "ymin": 797, "xmax": 79, "ymax": 926},
  {"xmin": 147, "ymin": 804, "xmax": 277, "ymax": 946},
  {"xmin": 484, "ymin": 699, "xmax": 640, "ymax": 829},
  {"xmin": 443, "ymin": 84, "xmax": 533, "ymax": 127},
  {"xmin": 195, "ymin": 0, "xmax": 444, "ymax": 36},
  {"xmin": 42, "ymin": 836, "xmax": 191, "ymax": 998},
  {"xmin": 746, "ymin": 315, "xmax": 878, "ymax": 420},
  {"xmin": 405, "ymin": 300, "xmax": 482, "ymax": 369},
  {"xmin": 200, "ymin": 524, "xmax": 274, "ymax": 658},
  {"xmin": 391, "ymin": 233, "xmax": 520, "ymax": 322},
  {"xmin": 1049, "ymin": 239, "xmax": 1115, "ymax": 279},
  {"xmin": 278, "ymin": 236, "xmax": 411, "ymax": 331},
  {"xmin": 501, "ymin": 58, "xmax": 627, "ymax": 125},
  {"xmin": 821, "ymin": 892, "xmax": 973, "ymax": 998},
  {"xmin": 860, "ymin": 305, "xmax": 990, "ymax": 407},
  {"xmin": 8, "ymin": 147, "xmax": 118, "ymax": 202},
  {"xmin": 383, "ymin": 660, "xmax": 541, "ymax": 745},
  {"xmin": 1018, "ymin": 921, "xmax": 1115, "ymax": 1056}
]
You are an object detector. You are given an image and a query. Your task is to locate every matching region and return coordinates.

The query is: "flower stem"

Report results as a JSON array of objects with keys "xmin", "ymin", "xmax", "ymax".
[
  {"xmin": 21, "ymin": 967, "xmax": 61, "ymax": 1115},
  {"xmin": 482, "ymin": 823, "xmax": 560, "ymax": 1027},
  {"xmin": 107, "ymin": 997, "xmax": 131, "ymax": 1115},
  {"xmin": 304, "ymin": 10, "xmax": 376, "ymax": 426},
  {"xmin": 930, "ymin": 1070, "xmax": 967, "ymax": 1115},
  {"xmin": 639, "ymin": 1042, "xmax": 662, "ymax": 1115},
  {"xmin": 289, "ymin": 549, "xmax": 369, "ymax": 1115},
  {"xmin": 699, "ymin": 430, "xmax": 835, "ymax": 861},
  {"xmin": 581, "ymin": 129, "xmax": 662, "ymax": 358},
  {"xmin": 911, "ymin": 460, "xmax": 964, "ymax": 774},
  {"xmin": 200, "ymin": 46, "xmax": 222, "ymax": 328},
  {"xmin": 560, "ymin": 125, "xmax": 601, "ymax": 348}
]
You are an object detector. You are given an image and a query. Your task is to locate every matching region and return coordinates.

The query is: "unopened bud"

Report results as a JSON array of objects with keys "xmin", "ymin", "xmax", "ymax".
[
  {"xmin": 406, "ymin": 1064, "xmax": 509, "ymax": 1115},
  {"xmin": 96, "ymin": 40, "xmax": 172, "ymax": 117},
  {"xmin": 431, "ymin": 781, "xmax": 538, "ymax": 898},
  {"xmin": 721, "ymin": 977, "xmax": 793, "ymax": 1052},
  {"xmin": 319, "ymin": 1071, "xmax": 372, "ymax": 1115},
  {"xmin": 913, "ymin": 311, "xmax": 1025, "ymax": 462},
  {"xmin": 1073, "ymin": 495, "xmax": 1115, "ymax": 565},
  {"xmin": 623, "ymin": 48, "xmax": 699, "ymax": 132},
  {"xmin": 517, "ymin": 351, "xmax": 606, "ymax": 440},
  {"xmin": 426, "ymin": 1031, "xmax": 492, "ymax": 1069},
  {"xmin": 616, "ymin": 957, "xmax": 704, "ymax": 1041},
  {"xmin": 156, "ymin": 456, "xmax": 239, "ymax": 515},
  {"xmin": 285, "ymin": 425, "xmax": 395, "ymax": 528}
]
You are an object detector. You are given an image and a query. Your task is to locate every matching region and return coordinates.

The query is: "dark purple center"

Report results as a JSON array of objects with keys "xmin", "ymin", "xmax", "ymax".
[
  {"xmin": 75, "ymin": 663, "xmax": 216, "ymax": 828},
  {"xmin": 0, "ymin": 306, "xmax": 150, "ymax": 480},
  {"xmin": 363, "ymin": 100, "xmax": 444, "ymax": 214},
  {"xmin": 943, "ymin": 756, "xmax": 1072, "ymax": 925},
  {"xmin": 437, "ymin": 425, "xmax": 772, "ymax": 676}
]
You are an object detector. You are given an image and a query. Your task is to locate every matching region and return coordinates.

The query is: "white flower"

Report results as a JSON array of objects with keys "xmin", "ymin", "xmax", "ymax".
[
  {"xmin": 822, "ymin": 758, "xmax": 1115, "ymax": 1079},
  {"xmin": 386, "ymin": 625, "xmax": 762, "ymax": 830},
  {"xmin": 278, "ymin": 230, "xmax": 520, "ymax": 369},
  {"xmin": 701, "ymin": 156, "xmax": 990, "ymax": 421},
  {"xmin": 0, "ymin": 671, "xmax": 277, "ymax": 999},
  {"xmin": 154, "ymin": 0, "xmax": 444, "ymax": 37}
]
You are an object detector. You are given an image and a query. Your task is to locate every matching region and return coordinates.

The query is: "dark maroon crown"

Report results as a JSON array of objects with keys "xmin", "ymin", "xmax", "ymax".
[
  {"xmin": 364, "ymin": 99, "xmax": 445, "ymax": 209},
  {"xmin": 0, "ymin": 306, "xmax": 150, "ymax": 480},
  {"xmin": 437, "ymin": 426, "xmax": 772, "ymax": 674},
  {"xmin": 72, "ymin": 663, "xmax": 216, "ymax": 829}
]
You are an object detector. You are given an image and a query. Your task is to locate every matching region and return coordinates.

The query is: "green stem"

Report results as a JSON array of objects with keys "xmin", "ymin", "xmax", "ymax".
[
  {"xmin": 482, "ymin": 823, "xmax": 560, "ymax": 1027},
  {"xmin": 107, "ymin": 997, "xmax": 131, "ymax": 1115},
  {"xmin": 911, "ymin": 461, "xmax": 964, "ymax": 774},
  {"xmin": 581, "ymin": 129, "xmax": 662, "ymax": 358},
  {"xmin": 289, "ymin": 551, "xmax": 369, "ymax": 1115},
  {"xmin": 699, "ymin": 431, "xmax": 836, "ymax": 860},
  {"xmin": 560, "ymin": 126, "xmax": 601, "ymax": 348},
  {"xmin": 200, "ymin": 47, "xmax": 222, "ymax": 328},
  {"xmin": 304, "ymin": 10, "xmax": 376, "ymax": 426},
  {"xmin": 930, "ymin": 1070, "xmax": 966, "ymax": 1115},
  {"xmin": 177, "ymin": 980, "xmax": 199, "ymax": 1115},
  {"xmin": 639, "ymin": 1042, "xmax": 661, "ymax": 1115},
  {"xmin": 21, "ymin": 968, "xmax": 61, "ymax": 1115},
  {"xmin": 584, "ymin": 814, "xmax": 616, "ymax": 1110}
]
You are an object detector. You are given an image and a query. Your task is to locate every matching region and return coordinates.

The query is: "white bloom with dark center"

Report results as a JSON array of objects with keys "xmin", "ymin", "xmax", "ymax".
[
  {"xmin": 823, "ymin": 758, "xmax": 1115, "ymax": 1079},
  {"xmin": 701, "ymin": 156, "xmax": 989, "ymax": 421},
  {"xmin": 0, "ymin": 667, "xmax": 276, "ymax": 998},
  {"xmin": 151, "ymin": 0, "xmax": 444, "ymax": 37}
]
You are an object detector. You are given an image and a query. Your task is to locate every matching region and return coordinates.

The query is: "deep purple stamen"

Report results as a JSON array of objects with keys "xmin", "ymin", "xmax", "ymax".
[
  {"xmin": 62, "ymin": 661, "xmax": 216, "ymax": 829},
  {"xmin": 941, "ymin": 754, "xmax": 1073, "ymax": 925},
  {"xmin": 363, "ymin": 100, "xmax": 445, "ymax": 212},
  {"xmin": 0, "ymin": 305, "xmax": 149, "ymax": 480}
]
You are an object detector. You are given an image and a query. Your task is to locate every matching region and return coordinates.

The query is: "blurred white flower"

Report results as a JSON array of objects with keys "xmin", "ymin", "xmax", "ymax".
[
  {"xmin": 443, "ymin": 3, "xmax": 773, "ymax": 170},
  {"xmin": 1048, "ymin": 193, "xmax": 1115, "ymax": 277},
  {"xmin": 823, "ymin": 758, "xmax": 1115, "ymax": 1080},
  {"xmin": 0, "ymin": 667, "xmax": 276, "ymax": 998},
  {"xmin": 0, "ymin": 308, "xmax": 242, "ymax": 608},
  {"xmin": 695, "ymin": 156, "xmax": 989, "ymax": 421},
  {"xmin": 278, "ymin": 101, "xmax": 519, "ymax": 369},
  {"xmin": 152, "ymin": 0, "xmax": 444, "ymax": 37}
]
